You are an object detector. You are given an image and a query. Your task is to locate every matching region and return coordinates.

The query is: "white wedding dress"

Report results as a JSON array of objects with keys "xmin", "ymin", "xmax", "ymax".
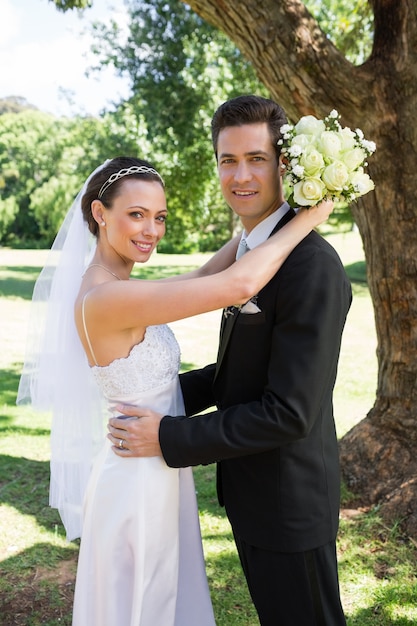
[{"xmin": 72, "ymin": 324, "xmax": 216, "ymax": 626}]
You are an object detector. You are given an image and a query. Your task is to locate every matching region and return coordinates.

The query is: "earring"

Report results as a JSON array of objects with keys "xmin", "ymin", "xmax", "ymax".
[
  {"xmin": 101, "ymin": 221, "xmax": 106, "ymax": 226},
  {"xmin": 280, "ymin": 164, "xmax": 286, "ymax": 170}
]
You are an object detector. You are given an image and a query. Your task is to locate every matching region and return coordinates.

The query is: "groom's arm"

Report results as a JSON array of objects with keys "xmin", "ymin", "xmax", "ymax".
[
  {"xmin": 179, "ymin": 364, "xmax": 216, "ymax": 416},
  {"xmin": 159, "ymin": 241, "xmax": 352, "ymax": 467}
]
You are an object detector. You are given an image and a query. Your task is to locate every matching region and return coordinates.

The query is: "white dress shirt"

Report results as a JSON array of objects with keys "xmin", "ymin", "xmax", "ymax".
[{"xmin": 236, "ymin": 202, "xmax": 291, "ymax": 258}]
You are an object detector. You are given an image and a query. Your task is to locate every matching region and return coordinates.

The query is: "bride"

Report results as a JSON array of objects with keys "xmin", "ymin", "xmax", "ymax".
[{"xmin": 18, "ymin": 156, "xmax": 333, "ymax": 625}]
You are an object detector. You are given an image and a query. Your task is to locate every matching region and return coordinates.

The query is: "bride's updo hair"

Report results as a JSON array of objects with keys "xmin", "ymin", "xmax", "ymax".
[{"xmin": 81, "ymin": 156, "xmax": 165, "ymax": 237}]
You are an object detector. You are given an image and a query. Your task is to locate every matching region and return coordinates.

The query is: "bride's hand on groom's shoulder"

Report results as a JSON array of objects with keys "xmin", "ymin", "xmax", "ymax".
[{"xmin": 107, "ymin": 405, "xmax": 163, "ymax": 457}]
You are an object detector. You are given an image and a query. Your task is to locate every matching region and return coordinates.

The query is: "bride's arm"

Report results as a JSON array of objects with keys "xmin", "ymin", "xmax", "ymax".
[{"xmin": 89, "ymin": 200, "xmax": 334, "ymax": 329}]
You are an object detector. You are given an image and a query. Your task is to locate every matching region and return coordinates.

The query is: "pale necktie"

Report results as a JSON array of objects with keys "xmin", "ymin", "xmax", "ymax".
[
  {"xmin": 223, "ymin": 238, "xmax": 250, "ymax": 319},
  {"xmin": 236, "ymin": 238, "xmax": 249, "ymax": 260}
]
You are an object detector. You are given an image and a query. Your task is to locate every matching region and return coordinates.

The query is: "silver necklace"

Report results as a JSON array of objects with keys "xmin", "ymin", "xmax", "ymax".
[{"xmin": 84, "ymin": 264, "xmax": 122, "ymax": 281}]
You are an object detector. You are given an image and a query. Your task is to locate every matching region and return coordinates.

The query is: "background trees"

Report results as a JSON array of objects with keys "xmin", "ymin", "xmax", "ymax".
[
  {"xmin": 0, "ymin": 109, "xmax": 64, "ymax": 244},
  {"xmin": 0, "ymin": 109, "xmax": 145, "ymax": 245}
]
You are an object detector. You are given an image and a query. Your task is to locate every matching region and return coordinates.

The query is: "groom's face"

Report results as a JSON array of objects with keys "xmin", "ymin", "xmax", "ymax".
[{"xmin": 216, "ymin": 122, "xmax": 285, "ymax": 233}]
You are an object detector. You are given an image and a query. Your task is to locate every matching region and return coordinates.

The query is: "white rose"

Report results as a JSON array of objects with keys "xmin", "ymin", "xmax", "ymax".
[
  {"xmin": 341, "ymin": 147, "xmax": 367, "ymax": 171},
  {"xmin": 318, "ymin": 131, "xmax": 342, "ymax": 158},
  {"xmin": 294, "ymin": 115, "xmax": 325, "ymax": 139},
  {"xmin": 299, "ymin": 145, "xmax": 325, "ymax": 177},
  {"xmin": 322, "ymin": 161, "xmax": 349, "ymax": 191},
  {"xmin": 338, "ymin": 127, "xmax": 356, "ymax": 152},
  {"xmin": 293, "ymin": 177, "xmax": 326, "ymax": 206},
  {"xmin": 291, "ymin": 133, "xmax": 312, "ymax": 150},
  {"xmin": 350, "ymin": 169, "xmax": 375, "ymax": 196}
]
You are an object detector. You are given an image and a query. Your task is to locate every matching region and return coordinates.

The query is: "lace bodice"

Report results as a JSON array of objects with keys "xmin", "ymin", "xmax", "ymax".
[{"xmin": 91, "ymin": 324, "xmax": 181, "ymax": 400}]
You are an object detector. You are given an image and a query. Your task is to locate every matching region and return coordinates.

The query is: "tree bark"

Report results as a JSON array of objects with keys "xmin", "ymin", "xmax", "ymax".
[{"xmin": 182, "ymin": 0, "xmax": 417, "ymax": 536}]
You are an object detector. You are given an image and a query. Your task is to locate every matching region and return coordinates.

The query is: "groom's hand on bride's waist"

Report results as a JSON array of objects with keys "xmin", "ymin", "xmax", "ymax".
[{"xmin": 107, "ymin": 405, "xmax": 163, "ymax": 457}]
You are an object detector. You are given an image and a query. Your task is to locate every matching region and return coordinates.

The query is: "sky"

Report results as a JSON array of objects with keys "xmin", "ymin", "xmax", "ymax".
[{"xmin": 0, "ymin": 0, "xmax": 130, "ymax": 117}]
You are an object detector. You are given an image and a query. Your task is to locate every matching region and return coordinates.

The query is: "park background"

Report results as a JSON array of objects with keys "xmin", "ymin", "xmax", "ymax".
[{"xmin": 1, "ymin": 0, "xmax": 417, "ymax": 624}]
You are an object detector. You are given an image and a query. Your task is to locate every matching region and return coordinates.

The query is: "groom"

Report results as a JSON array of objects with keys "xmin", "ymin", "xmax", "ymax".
[{"xmin": 108, "ymin": 95, "xmax": 351, "ymax": 625}]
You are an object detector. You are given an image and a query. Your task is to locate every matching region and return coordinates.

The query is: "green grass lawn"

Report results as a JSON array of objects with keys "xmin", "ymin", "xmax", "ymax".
[{"xmin": 1, "ymin": 232, "xmax": 416, "ymax": 625}]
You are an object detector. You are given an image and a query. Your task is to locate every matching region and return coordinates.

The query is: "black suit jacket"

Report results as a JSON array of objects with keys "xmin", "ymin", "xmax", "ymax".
[{"xmin": 160, "ymin": 210, "xmax": 352, "ymax": 552}]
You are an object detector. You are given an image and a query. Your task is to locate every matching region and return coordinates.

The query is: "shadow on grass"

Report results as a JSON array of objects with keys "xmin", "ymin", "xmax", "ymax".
[
  {"xmin": 180, "ymin": 360, "xmax": 200, "ymax": 373},
  {"xmin": 193, "ymin": 463, "xmax": 220, "ymax": 517},
  {"xmin": 132, "ymin": 264, "xmax": 199, "ymax": 280},
  {"xmin": 0, "ymin": 266, "xmax": 43, "ymax": 300},
  {"xmin": 0, "ymin": 418, "xmax": 50, "ymax": 438},
  {"xmin": 0, "ymin": 455, "xmax": 65, "ymax": 538},
  {"xmin": 0, "ymin": 367, "xmax": 21, "ymax": 408},
  {"xmin": 345, "ymin": 260, "xmax": 367, "ymax": 284},
  {"xmin": 0, "ymin": 263, "xmax": 199, "ymax": 300}
]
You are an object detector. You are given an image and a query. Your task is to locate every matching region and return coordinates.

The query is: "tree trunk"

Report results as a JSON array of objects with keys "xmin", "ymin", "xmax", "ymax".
[{"xmin": 182, "ymin": 0, "xmax": 417, "ymax": 537}]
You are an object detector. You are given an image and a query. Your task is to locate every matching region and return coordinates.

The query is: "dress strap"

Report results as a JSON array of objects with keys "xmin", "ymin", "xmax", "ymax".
[{"xmin": 82, "ymin": 295, "xmax": 99, "ymax": 367}]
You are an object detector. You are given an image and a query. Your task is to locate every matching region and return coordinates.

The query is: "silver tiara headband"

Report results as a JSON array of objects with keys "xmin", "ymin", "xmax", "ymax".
[{"xmin": 97, "ymin": 166, "xmax": 165, "ymax": 199}]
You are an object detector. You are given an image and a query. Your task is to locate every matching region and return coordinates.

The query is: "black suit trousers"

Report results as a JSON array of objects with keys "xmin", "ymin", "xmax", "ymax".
[{"xmin": 233, "ymin": 531, "xmax": 347, "ymax": 626}]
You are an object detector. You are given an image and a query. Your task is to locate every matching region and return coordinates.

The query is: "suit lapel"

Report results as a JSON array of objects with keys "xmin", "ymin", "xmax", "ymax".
[
  {"xmin": 214, "ymin": 208, "xmax": 296, "ymax": 381},
  {"xmin": 215, "ymin": 309, "xmax": 239, "ymax": 380},
  {"xmin": 269, "ymin": 206, "xmax": 295, "ymax": 235}
]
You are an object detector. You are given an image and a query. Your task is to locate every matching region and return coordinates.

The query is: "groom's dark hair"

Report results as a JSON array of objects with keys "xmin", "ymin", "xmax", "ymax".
[{"xmin": 211, "ymin": 95, "xmax": 288, "ymax": 162}]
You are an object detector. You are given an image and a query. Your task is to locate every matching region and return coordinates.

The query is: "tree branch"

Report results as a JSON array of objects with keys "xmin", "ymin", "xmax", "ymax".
[
  {"xmin": 181, "ymin": 0, "xmax": 372, "ymax": 122},
  {"xmin": 369, "ymin": 0, "xmax": 416, "ymax": 65}
]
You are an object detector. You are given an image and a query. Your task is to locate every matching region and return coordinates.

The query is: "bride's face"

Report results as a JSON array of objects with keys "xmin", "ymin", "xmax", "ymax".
[{"xmin": 102, "ymin": 178, "xmax": 167, "ymax": 263}]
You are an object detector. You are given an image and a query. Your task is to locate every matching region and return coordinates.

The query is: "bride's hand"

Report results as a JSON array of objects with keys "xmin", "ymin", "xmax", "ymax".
[{"xmin": 300, "ymin": 198, "xmax": 335, "ymax": 227}]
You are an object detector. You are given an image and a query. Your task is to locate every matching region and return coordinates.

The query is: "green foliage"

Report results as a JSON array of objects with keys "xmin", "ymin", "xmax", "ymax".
[
  {"xmin": 305, "ymin": 0, "xmax": 373, "ymax": 64},
  {"xmin": 0, "ymin": 110, "xmax": 66, "ymax": 244},
  {"xmin": 51, "ymin": 0, "xmax": 91, "ymax": 10},
  {"xmin": 0, "ymin": 196, "xmax": 18, "ymax": 240},
  {"xmin": 30, "ymin": 174, "xmax": 80, "ymax": 244}
]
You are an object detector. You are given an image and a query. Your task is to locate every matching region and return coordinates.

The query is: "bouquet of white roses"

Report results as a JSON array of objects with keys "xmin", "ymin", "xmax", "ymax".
[{"xmin": 278, "ymin": 110, "xmax": 376, "ymax": 207}]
